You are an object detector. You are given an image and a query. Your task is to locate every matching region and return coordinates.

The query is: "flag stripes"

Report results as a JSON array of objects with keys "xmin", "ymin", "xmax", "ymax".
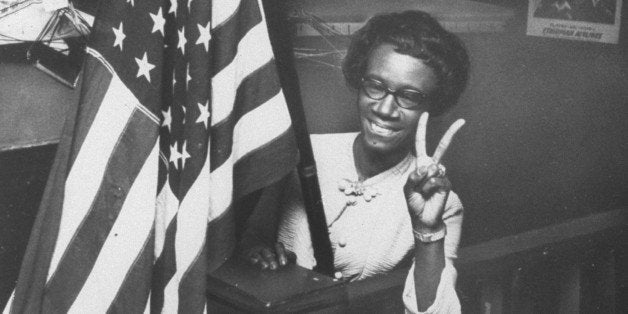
[
  {"xmin": 107, "ymin": 232, "xmax": 153, "ymax": 313},
  {"xmin": 208, "ymin": 93, "xmax": 293, "ymax": 221},
  {"xmin": 211, "ymin": 0, "xmax": 262, "ymax": 75},
  {"xmin": 65, "ymin": 142, "xmax": 159, "ymax": 313},
  {"xmin": 210, "ymin": 61, "xmax": 282, "ymax": 171},
  {"xmin": 211, "ymin": 22, "xmax": 274, "ymax": 126},
  {"xmin": 43, "ymin": 64, "xmax": 160, "ymax": 313},
  {"xmin": 62, "ymin": 60, "xmax": 114, "ymax": 165},
  {"xmin": 161, "ymin": 162, "xmax": 210, "ymax": 312},
  {"xmin": 176, "ymin": 244, "xmax": 207, "ymax": 314},
  {"xmin": 47, "ymin": 68, "xmax": 139, "ymax": 282},
  {"xmin": 232, "ymin": 128, "xmax": 297, "ymax": 199},
  {"xmin": 211, "ymin": 0, "xmax": 243, "ymax": 28},
  {"xmin": 150, "ymin": 215, "xmax": 177, "ymax": 313}
]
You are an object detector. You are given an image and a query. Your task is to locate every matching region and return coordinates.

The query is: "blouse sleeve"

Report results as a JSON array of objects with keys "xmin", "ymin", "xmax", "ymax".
[
  {"xmin": 402, "ymin": 260, "xmax": 461, "ymax": 314},
  {"xmin": 402, "ymin": 191, "xmax": 464, "ymax": 314}
]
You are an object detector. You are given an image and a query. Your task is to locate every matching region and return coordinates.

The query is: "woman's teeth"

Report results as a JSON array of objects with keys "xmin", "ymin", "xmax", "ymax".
[{"xmin": 371, "ymin": 122, "xmax": 394, "ymax": 136}]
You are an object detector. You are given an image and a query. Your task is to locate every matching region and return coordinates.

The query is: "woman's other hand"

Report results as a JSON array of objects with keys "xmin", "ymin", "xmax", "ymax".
[
  {"xmin": 404, "ymin": 112, "xmax": 465, "ymax": 231},
  {"xmin": 242, "ymin": 242, "xmax": 295, "ymax": 270}
]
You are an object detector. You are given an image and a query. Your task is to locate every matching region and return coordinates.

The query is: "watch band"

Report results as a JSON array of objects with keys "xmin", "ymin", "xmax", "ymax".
[{"xmin": 413, "ymin": 226, "xmax": 446, "ymax": 243}]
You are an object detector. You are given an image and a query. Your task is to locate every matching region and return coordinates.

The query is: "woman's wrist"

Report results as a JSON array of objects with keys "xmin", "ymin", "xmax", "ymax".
[
  {"xmin": 412, "ymin": 222, "xmax": 446, "ymax": 243},
  {"xmin": 411, "ymin": 216, "xmax": 445, "ymax": 232}
]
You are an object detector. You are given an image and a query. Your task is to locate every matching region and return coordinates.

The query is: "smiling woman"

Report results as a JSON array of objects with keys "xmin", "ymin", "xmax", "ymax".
[{"xmin": 239, "ymin": 10, "xmax": 470, "ymax": 313}]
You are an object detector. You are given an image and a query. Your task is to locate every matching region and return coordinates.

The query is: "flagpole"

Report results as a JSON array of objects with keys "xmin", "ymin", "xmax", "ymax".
[{"xmin": 261, "ymin": 0, "xmax": 335, "ymax": 277}]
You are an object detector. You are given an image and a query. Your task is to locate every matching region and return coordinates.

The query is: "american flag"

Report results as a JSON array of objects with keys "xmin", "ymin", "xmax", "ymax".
[{"xmin": 5, "ymin": 0, "xmax": 298, "ymax": 312}]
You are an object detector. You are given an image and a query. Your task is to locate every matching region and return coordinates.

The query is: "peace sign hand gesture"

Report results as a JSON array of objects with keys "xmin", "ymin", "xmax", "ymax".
[{"xmin": 404, "ymin": 112, "xmax": 465, "ymax": 233}]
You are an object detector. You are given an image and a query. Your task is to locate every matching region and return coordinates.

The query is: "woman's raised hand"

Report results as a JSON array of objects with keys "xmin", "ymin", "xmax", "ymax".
[{"xmin": 404, "ymin": 112, "xmax": 465, "ymax": 231}]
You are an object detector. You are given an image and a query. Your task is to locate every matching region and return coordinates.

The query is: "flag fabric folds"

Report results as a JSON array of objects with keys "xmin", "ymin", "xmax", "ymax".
[{"xmin": 5, "ymin": 0, "xmax": 298, "ymax": 312}]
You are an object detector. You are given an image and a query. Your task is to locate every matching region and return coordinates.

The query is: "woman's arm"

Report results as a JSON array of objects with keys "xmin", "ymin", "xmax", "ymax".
[
  {"xmin": 238, "ymin": 170, "xmax": 296, "ymax": 269},
  {"xmin": 412, "ymin": 233, "xmax": 446, "ymax": 311},
  {"xmin": 404, "ymin": 112, "xmax": 465, "ymax": 311}
]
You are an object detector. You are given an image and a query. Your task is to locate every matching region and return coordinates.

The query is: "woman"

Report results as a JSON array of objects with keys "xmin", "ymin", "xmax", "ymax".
[{"xmin": 240, "ymin": 10, "xmax": 469, "ymax": 313}]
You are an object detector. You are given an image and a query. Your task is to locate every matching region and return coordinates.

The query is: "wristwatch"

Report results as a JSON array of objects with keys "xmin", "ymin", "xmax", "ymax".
[{"xmin": 413, "ymin": 226, "xmax": 446, "ymax": 243}]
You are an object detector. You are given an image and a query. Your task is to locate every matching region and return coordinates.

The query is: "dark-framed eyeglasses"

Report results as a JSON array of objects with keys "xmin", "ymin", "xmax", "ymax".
[{"xmin": 360, "ymin": 78, "xmax": 430, "ymax": 110}]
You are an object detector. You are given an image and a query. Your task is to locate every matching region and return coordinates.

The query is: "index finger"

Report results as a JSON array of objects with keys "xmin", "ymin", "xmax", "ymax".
[
  {"xmin": 415, "ymin": 112, "xmax": 429, "ymax": 158},
  {"xmin": 432, "ymin": 119, "xmax": 465, "ymax": 163}
]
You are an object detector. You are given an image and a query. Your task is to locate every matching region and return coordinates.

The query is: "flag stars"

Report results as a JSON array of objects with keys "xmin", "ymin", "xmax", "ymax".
[
  {"xmin": 169, "ymin": 0, "xmax": 178, "ymax": 17},
  {"xmin": 112, "ymin": 22, "xmax": 125, "ymax": 51},
  {"xmin": 196, "ymin": 22, "xmax": 211, "ymax": 52},
  {"xmin": 162, "ymin": 106, "xmax": 172, "ymax": 132},
  {"xmin": 127, "ymin": 0, "xmax": 134, "ymax": 7},
  {"xmin": 186, "ymin": 65, "xmax": 192, "ymax": 89},
  {"xmin": 169, "ymin": 141, "xmax": 191, "ymax": 170},
  {"xmin": 180, "ymin": 141, "xmax": 191, "ymax": 169},
  {"xmin": 169, "ymin": 143, "xmax": 181, "ymax": 169},
  {"xmin": 135, "ymin": 52, "xmax": 155, "ymax": 82},
  {"xmin": 196, "ymin": 101, "xmax": 210, "ymax": 129},
  {"xmin": 177, "ymin": 28, "xmax": 186, "ymax": 55},
  {"xmin": 150, "ymin": 7, "xmax": 166, "ymax": 36}
]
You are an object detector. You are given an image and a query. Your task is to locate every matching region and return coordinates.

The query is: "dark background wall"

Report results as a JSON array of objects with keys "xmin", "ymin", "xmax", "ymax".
[{"xmin": 293, "ymin": 3, "xmax": 628, "ymax": 246}]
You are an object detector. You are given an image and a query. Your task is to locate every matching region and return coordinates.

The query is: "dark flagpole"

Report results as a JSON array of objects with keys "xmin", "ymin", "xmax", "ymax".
[{"xmin": 261, "ymin": 0, "xmax": 335, "ymax": 277}]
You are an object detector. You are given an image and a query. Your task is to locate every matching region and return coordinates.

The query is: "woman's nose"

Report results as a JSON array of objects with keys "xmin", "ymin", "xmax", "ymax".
[{"xmin": 372, "ymin": 94, "xmax": 399, "ymax": 118}]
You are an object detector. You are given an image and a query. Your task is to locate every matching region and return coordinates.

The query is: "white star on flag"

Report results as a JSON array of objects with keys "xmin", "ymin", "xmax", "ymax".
[
  {"xmin": 169, "ymin": 0, "xmax": 178, "ymax": 17},
  {"xmin": 196, "ymin": 101, "xmax": 210, "ymax": 129},
  {"xmin": 180, "ymin": 140, "xmax": 191, "ymax": 169},
  {"xmin": 112, "ymin": 22, "xmax": 125, "ymax": 51},
  {"xmin": 126, "ymin": 0, "xmax": 134, "ymax": 7},
  {"xmin": 169, "ymin": 142, "xmax": 182, "ymax": 170},
  {"xmin": 162, "ymin": 106, "xmax": 172, "ymax": 132},
  {"xmin": 196, "ymin": 22, "xmax": 211, "ymax": 52},
  {"xmin": 135, "ymin": 52, "xmax": 155, "ymax": 83},
  {"xmin": 150, "ymin": 8, "xmax": 166, "ymax": 36},
  {"xmin": 178, "ymin": 28, "xmax": 186, "ymax": 55},
  {"xmin": 186, "ymin": 65, "xmax": 191, "ymax": 89},
  {"xmin": 168, "ymin": 141, "xmax": 191, "ymax": 170}
]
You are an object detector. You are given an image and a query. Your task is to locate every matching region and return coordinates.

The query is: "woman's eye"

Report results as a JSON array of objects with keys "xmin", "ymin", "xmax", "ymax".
[{"xmin": 401, "ymin": 92, "xmax": 423, "ymax": 102}]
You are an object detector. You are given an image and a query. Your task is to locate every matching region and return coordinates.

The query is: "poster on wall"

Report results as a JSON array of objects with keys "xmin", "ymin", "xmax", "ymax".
[{"xmin": 527, "ymin": 0, "xmax": 623, "ymax": 44}]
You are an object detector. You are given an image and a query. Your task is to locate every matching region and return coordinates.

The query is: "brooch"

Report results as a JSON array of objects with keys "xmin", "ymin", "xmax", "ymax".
[{"xmin": 337, "ymin": 179, "xmax": 379, "ymax": 205}]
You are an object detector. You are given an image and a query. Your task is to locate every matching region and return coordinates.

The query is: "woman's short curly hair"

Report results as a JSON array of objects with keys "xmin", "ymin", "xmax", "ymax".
[{"xmin": 342, "ymin": 10, "xmax": 470, "ymax": 116}]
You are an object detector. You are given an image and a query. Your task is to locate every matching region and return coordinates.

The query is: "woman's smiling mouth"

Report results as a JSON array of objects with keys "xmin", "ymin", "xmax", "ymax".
[{"xmin": 369, "ymin": 120, "xmax": 399, "ymax": 137}]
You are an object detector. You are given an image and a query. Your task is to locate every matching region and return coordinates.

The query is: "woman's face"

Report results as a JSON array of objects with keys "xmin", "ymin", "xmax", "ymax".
[{"xmin": 358, "ymin": 43, "xmax": 438, "ymax": 156}]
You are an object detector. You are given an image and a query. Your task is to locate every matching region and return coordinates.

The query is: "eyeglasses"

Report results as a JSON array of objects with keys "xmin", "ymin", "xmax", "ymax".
[{"xmin": 360, "ymin": 78, "xmax": 430, "ymax": 110}]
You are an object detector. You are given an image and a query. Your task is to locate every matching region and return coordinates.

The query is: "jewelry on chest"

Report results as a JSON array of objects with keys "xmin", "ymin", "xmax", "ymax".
[
  {"xmin": 327, "ymin": 179, "xmax": 380, "ymax": 228},
  {"xmin": 337, "ymin": 178, "xmax": 380, "ymax": 204}
]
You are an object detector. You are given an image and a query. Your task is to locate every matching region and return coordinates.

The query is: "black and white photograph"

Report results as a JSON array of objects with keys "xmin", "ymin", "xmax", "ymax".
[{"xmin": 1, "ymin": 0, "xmax": 626, "ymax": 313}]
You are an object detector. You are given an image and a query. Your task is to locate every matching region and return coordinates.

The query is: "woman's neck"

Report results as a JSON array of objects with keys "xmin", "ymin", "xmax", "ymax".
[{"xmin": 353, "ymin": 134, "xmax": 411, "ymax": 181}]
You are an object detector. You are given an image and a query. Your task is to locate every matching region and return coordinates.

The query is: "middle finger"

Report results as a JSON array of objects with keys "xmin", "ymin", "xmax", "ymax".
[
  {"xmin": 432, "ymin": 119, "xmax": 465, "ymax": 163},
  {"xmin": 415, "ymin": 112, "xmax": 429, "ymax": 159}
]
